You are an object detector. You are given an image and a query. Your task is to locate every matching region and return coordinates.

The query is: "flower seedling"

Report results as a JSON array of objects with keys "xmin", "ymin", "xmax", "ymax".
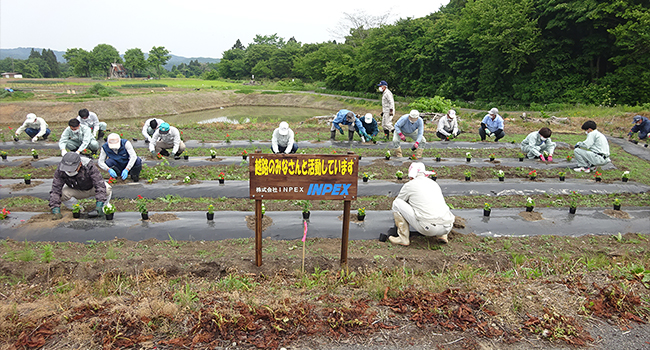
[
  {"xmin": 218, "ymin": 172, "xmax": 226, "ymax": 180},
  {"xmin": 225, "ymin": 133, "xmax": 231, "ymax": 143},
  {"xmin": 594, "ymin": 171, "xmax": 602, "ymax": 180},
  {"xmin": 489, "ymin": 153, "xmax": 495, "ymax": 159},
  {"xmin": 410, "ymin": 154, "xmax": 417, "ymax": 160},
  {"xmin": 465, "ymin": 152, "xmax": 472, "ymax": 159},
  {"xmin": 0, "ymin": 151, "xmax": 7, "ymax": 157},
  {"xmin": 464, "ymin": 170, "xmax": 472, "ymax": 178},
  {"xmin": 102, "ymin": 203, "xmax": 116, "ymax": 214},
  {"xmin": 358, "ymin": 207, "xmax": 366, "ymax": 216},
  {"xmin": 31, "ymin": 149, "xmax": 38, "ymax": 157},
  {"xmin": 385, "ymin": 150, "xmax": 391, "ymax": 158},
  {"xmin": 569, "ymin": 199, "xmax": 577, "ymax": 209},
  {"xmin": 396, "ymin": 170, "xmax": 404, "ymax": 179},
  {"xmin": 429, "ymin": 170, "xmax": 437, "ymax": 178},
  {"xmin": 72, "ymin": 204, "xmax": 81, "ymax": 213},
  {"xmin": 108, "ymin": 177, "xmax": 115, "ymax": 184},
  {"xmin": 566, "ymin": 155, "xmax": 573, "ymax": 161},
  {"xmin": 0, "ymin": 208, "xmax": 9, "ymax": 220},
  {"xmin": 526, "ymin": 197, "xmax": 535, "ymax": 207},
  {"xmin": 613, "ymin": 198, "xmax": 621, "ymax": 206},
  {"xmin": 156, "ymin": 152, "xmax": 163, "ymax": 159},
  {"xmin": 528, "ymin": 170, "xmax": 537, "ymax": 179},
  {"xmin": 297, "ymin": 200, "xmax": 311, "ymax": 213},
  {"xmin": 484, "ymin": 203, "xmax": 492, "ymax": 211},
  {"xmin": 24, "ymin": 173, "xmax": 32, "ymax": 180},
  {"xmin": 136, "ymin": 195, "xmax": 148, "ymax": 214},
  {"xmin": 622, "ymin": 171, "xmax": 630, "ymax": 179},
  {"xmin": 496, "ymin": 170, "xmax": 505, "ymax": 178},
  {"xmin": 183, "ymin": 176, "xmax": 191, "ymax": 183},
  {"xmin": 518, "ymin": 152, "xmax": 525, "ymax": 158},
  {"xmin": 558, "ymin": 171, "xmax": 566, "ymax": 177},
  {"xmin": 210, "ymin": 149, "xmax": 217, "ymax": 156},
  {"xmin": 207, "ymin": 204, "xmax": 214, "ymax": 214},
  {"xmin": 242, "ymin": 150, "xmax": 248, "ymax": 156}
]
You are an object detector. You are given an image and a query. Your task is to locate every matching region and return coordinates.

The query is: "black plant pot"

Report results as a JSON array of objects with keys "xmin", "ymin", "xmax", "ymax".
[
  {"xmin": 530, "ymin": 177, "xmax": 537, "ymax": 181},
  {"xmin": 379, "ymin": 233, "xmax": 388, "ymax": 242},
  {"xmin": 242, "ymin": 155, "xmax": 248, "ymax": 160},
  {"xmin": 105, "ymin": 213, "xmax": 114, "ymax": 220},
  {"xmin": 519, "ymin": 157, "xmax": 524, "ymax": 162},
  {"xmin": 613, "ymin": 204, "xmax": 621, "ymax": 211},
  {"xmin": 219, "ymin": 179, "xmax": 225, "ymax": 184},
  {"xmin": 397, "ymin": 176, "xmax": 403, "ymax": 180},
  {"xmin": 431, "ymin": 176, "xmax": 437, "ymax": 181},
  {"xmin": 569, "ymin": 207, "xmax": 576, "ymax": 214},
  {"xmin": 206, "ymin": 212, "xmax": 214, "ymax": 220},
  {"xmin": 1, "ymin": 155, "xmax": 6, "ymax": 160},
  {"xmin": 385, "ymin": 156, "xmax": 390, "ymax": 160},
  {"xmin": 622, "ymin": 178, "xmax": 628, "ymax": 182},
  {"xmin": 362, "ymin": 177, "xmax": 368, "ymax": 182},
  {"xmin": 595, "ymin": 177, "xmax": 601, "ymax": 182},
  {"xmin": 465, "ymin": 176, "xmax": 471, "ymax": 181},
  {"xmin": 498, "ymin": 177, "xmax": 504, "ymax": 182},
  {"xmin": 466, "ymin": 158, "xmax": 471, "ymax": 162},
  {"xmin": 559, "ymin": 176, "xmax": 565, "ymax": 181},
  {"xmin": 133, "ymin": 138, "xmax": 137, "ymax": 142},
  {"xmin": 357, "ymin": 214, "xmax": 365, "ymax": 221},
  {"xmin": 526, "ymin": 206, "xmax": 534, "ymax": 212},
  {"xmin": 73, "ymin": 212, "xmax": 81, "ymax": 218},
  {"xmin": 489, "ymin": 158, "xmax": 495, "ymax": 162},
  {"xmin": 183, "ymin": 155, "xmax": 189, "ymax": 160},
  {"xmin": 302, "ymin": 211, "xmax": 310, "ymax": 220},
  {"xmin": 211, "ymin": 155, "xmax": 216, "ymax": 159},
  {"xmin": 435, "ymin": 157, "xmax": 441, "ymax": 162},
  {"xmin": 141, "ymin": 213, "xmax": 149, "ymax": 220},
  {"xmin": 24, "ymin": 179, "xmax": 31, "ymax": 185},
  {"xmin": 32, "ymin": 155, "xmax": 38, "ymax": 159},
  {"xmin": 483, "ymin": 209, "xmax": 491, "ymax": 217}
]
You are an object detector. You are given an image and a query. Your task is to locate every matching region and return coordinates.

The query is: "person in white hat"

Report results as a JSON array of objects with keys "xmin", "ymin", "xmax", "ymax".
[
  {"xmin": 479, "ymin": 107, "xmax": 505, "ymax": 141},
  {"xmin": 15, "ymin": 113, "xmax": 50, "ymax": 142},
  {"xmin": 436, "ymin": 109, "xmax": 460, "ymax": 141},
  {"xmin": 360, "ymin": 113, "xmax": 379, "ymax": 141},
  {"xmin": 393, "ymin": 110, "xmax": 426, "ymax": 158},
  {"xmin": 271, "ymin": 121, "xmax": 298, "ymax": 154},
  {"xmin": 98, "ymin": 133, "xmax": 143, "ymax": 182},
  {"xmin": 388, "ymin": 162, "xmax": 455, "ymax": 246}
]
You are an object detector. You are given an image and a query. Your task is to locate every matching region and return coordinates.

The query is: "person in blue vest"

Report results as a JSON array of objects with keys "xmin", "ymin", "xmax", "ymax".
[
  {"xmin": 98, "ymin": 133, "xmax": 142, "ymax": 182},
  {"xmin": 330, "ymin": 109, "xmax": 370, "ymax": 142},
  {"xmin": 628, "ymin": 115, "xmax": 650, "ymax": 146}
]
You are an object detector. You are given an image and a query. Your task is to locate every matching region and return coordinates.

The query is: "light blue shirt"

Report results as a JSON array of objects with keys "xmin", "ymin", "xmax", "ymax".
[
  {"xmin": 481, "ymin": 114, "xmax": 504, "ymax": 132},
  {"xmin": 394, "ymin": 115, "xmax": 424, "ymax": 143},
  {"xmin": 331, "ymin": 109, "xmax": 366, "ymax": 134}
]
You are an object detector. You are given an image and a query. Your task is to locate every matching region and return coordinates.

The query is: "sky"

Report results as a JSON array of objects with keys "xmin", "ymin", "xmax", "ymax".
[{"xmin": 0, "ymin": 0, "xmax": 449, "ymax": 59}]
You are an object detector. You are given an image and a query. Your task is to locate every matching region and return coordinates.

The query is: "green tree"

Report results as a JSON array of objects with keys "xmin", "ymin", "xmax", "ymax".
[
  {"xmin": 124, "ymin": 48, "xmax": 147, "ymax": 77},
  {"xmin": 148, "ymin": 46, "xmax": 171, "ymax": 78},
  {"xmin": 91, "ymin": 44, "xmax": 122, "ymax": 77},
  {"xmin": 42, "ymin": 49, "xmax": 60, "ymax": 77},
  {"xmin": 63, "ymin": 48, "xmax": 92, "ymax": 77}
]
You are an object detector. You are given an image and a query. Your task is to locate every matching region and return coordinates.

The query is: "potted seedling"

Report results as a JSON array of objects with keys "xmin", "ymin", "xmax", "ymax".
[
  {"xmin": 225, "ymin": 133, "xmax": 231, "ymax": 143},
  {"xmin": 594, "ymin": 171, "xmax": 602, "ymax": 182},
  {"xmin": 261, "ymin": 203, "xmax": 266, "ymax": 217},
  {"xmin": 497, "ymin": 169, "xmax": 505, "ymax": 182},
  {"xmin": 207, "ymin": 204, "xmax": 214, "ymax": 220},
  {"xmin": 518, "ymin": 152, "xmax": 525, "ymax": 162},
  {"xmin": 137, "ymin": 195, "xmax": 149, "ymax": 220},
  {"xmin": 218, "ymin": 172, "xmax": 225, "ymax": 184},
  {"xmin": 483, "ymin": 203, "xmax": 492, "ymax": 217},
  {"xmin": 396, "ymin": 170, "xmax": 404, "ymax": 180},
  {"xmin": 31, "ymin": 149, "xmax": 38, "ymax": 159},
  {"xmin": 558, "ymin": 171, "xmax": 566, "ymax": 182},
  {"xmin": 464, "ymin": 170, "xmax": 471, "ymax": 181},
  {"xmin": 489, "ymin": 153, "xmax": 495, "ymax": 162},
  {"xmin": 525, "ymin": 197, "xmax": 535, "ymax": 212},
  {"xmin": 430, "ymin": 170, "xmax": 437, "ymax": 181},
  {"xmin": 566, "ymin": 155, "xmax": 573, "ymax": 162},
  {"xmin": 569, "ymin": 199, "xmax": 577, "ymax": 214},
  {"xmin": 0, "ymin": 208, "xmax": 9, "ymax": 220},
  {"xmin": 24, "ymin": 173, "xmax": 32, "ymax": 185},
  {"xmin": 465, "ymin": 152, "xmax": 472, "ymax": 162},
  {"xmin": 622, "ymin": 171, "xmax": 630, "ymax": 182},
  {"xmin": 72, "ymin": 203, "xmax": 81, "ymax": 218},
  {"xmin": 410, "ymin": 153, "xmax": 418, "ymax": 160},
  {"xmin": 103, "ymin": 203, "xmax": 116, "ymax": 220},
  {"xmin": 156, "ymin": 152, "xmax": 163, "ymax": 160},
  {"xmin": 613, "ymin": 198, "xmax": 621, "ymax": 211},
  {"xmin": 299, "ymin": 200, "xmax": 311, "ymax": 219},
  {"xmin": 183, "ymin": 153, "xmax": 189, "ymax": 160},
  {"xmin": 357, "ymin": 207, "xmax": 366, "ymax": 221},
  {"xmin": 0, "ymin": 151, "xmax": 7, "ymax": 160},
  {"xmin": 210, "ymin": 149, "xmax": 217, "ymax": 159},
  {"xmin": 242, "ymin": 150, "xmax": 248, "ymax": 160},
  {"xmin": 362, "ymin": 172, "xmax": 369, "ymax": 182},
  {"xmin": 528, "ymin": 170, "xmax": 537, "ymax": 180},
  {"xmin": 385, "ymin": 150, "xmax": 391, "ymax": 160},
  {"xmin": 434, "ymin": 152, "xmax": 441, "ymax": 162}
]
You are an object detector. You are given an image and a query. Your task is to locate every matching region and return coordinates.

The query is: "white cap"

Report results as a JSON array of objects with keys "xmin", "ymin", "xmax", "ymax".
[
  {"xmin": 107, "ymin": 133, "xmax": 121, "ymax": 150},
  {"xmin": 489, "ymin": 108, "xmax": 499, "ymax": 115},
  {"xmin": 408, "ymin": 110, "xmax": 420, "ymax": 121},
  {"xmin": 278, "ymin": 121, "xmax": 289, "ymax": 136},
  {"xmin": 26, "ymin": 113, "xmax": 37, "ymax": 122},
  {"xmin": 448, "ymin": 110, "xmax": 456, "ymax": 118},
  {"xmin": 364, "ymin": 113, "xmax": 373, "ymax": 124}
]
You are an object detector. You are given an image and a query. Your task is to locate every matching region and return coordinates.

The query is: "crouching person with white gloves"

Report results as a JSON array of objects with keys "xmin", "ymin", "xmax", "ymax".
[
  {"xmin": 389, "ymin": 162, "xmax": 455, "ymax": 246},
  {"xmin": 49, "ymin": 152, "xmax": 111, "ymax": 220}
]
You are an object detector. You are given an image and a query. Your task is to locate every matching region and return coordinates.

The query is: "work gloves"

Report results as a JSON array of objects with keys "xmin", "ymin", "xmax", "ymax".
[
  {"xmin": 547, "ymin": 155, "xmax": 553, "ymax": 162},
  {"xmin": 32, "ymin": 136, "xmax": 38, "ymax": 142},
  {"xmin": 399, "ymin": 133, "xmax": 406, "ymax": 141},
  {"xmin": 411, "ymin": 142, "xmax": 419, "ymax": 151},
  {"xmin": 51, "ymin": 207, "xmax": 62, "ymax": 220},
  {"xmin": 539, "ymin": 155, "xmax": 546, "ymax": 162},
  {"xmin": 121, "ymin": 169, "xmax": 129, "ymax": 180},
  {"xmin": 87, "ymin": 201, "xmax": 105, "ymax": 218},
  {"xmin": 339, "ymin": 129, "xmax": 344, "ymax": 135},
  {"xmin": 108, "ymin": 169, "xmax": 117, "ymax": 178}
]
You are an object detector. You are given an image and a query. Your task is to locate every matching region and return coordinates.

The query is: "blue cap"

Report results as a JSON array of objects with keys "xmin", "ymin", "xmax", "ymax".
[
  {"xmin": 633, "ymin": 115, "xmax": 642, "ymax": 123},
  {"xmin": 159, "ymin": 122, "xmax": 170, "ymax": 132},
  {"xmin": 377, "ymin": 80, "xmax": 388, "ymax": 87}
]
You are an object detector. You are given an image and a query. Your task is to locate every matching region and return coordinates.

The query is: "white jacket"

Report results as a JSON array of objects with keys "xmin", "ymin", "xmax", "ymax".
[
  {"xmin": 436, "ymin": 116, "xmax": 458, "ymax": 136},
  {"xmin": 397, "ymin": 175, "xmax": 455, "ymax": 226},
  {"xmin": 149, "ymin": 126, "xmax": 182, "ymax": 155},
  {"xmin": 16, "ymin": 117, "xmax": 49, "ymax": 137}
]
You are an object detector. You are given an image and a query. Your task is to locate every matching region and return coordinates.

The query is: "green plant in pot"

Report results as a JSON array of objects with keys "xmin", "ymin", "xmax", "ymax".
[
  {"xmin": 357, "ymin": 207, "xmax": 366, "ymax": 221},
  {"xmin": 0, "ymin": 151, "xmax": 7, "ymax": 160},
  {"xmin": 396, "ymin": 170, "xmax": 404, "ymax": 180},
  {"xmin": 622, "ymin": 171, "xmax": 630, "ymax": 182},
  {"xmin": 558, "ymin": 171, "xmax": 566, "ymax": 181},
  {"xmin": 496, "ymin": 169, "xmax": 505, "ymax": 182},
  {"xmin": 72, "ymin": 203, "xmax": 81, "ymax": 218},
  {"xmin": 24, "ymin": 173, "xmax": 32, "ymax": 185},
  {"xmin": 464, "ymin": 170, "xmax": 471, "ymax": 181},
  {"xmin": 137, "ymin": 195, "xmax": 149, "ymax": 220},
  {"xmin": 298, "ymin": 200, "xmax": 311, "ymax": 219},
  {"xmin": 103, "ymin": 203, "xmax": 116, "ymax": 220},
  {"xmin": 613, "ymin": 198, "xmax": 621, "ymax": 211},
  {"xmin": 207, "ymin": 204, "xmax": 214, "ymax": 220},
  {"xmin": 525, "ymin": 197, "xmax": 535, "ymax": 212},
  {"xmin": 483, "ymin": 202, "xmax": 492, "ymax": 217}
]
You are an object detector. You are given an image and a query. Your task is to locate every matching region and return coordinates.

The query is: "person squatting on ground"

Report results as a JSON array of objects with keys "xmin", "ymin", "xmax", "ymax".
[
  {"xmin": 330, "ymin": 109, "xmax": 371, "ymax": 142},
  {"xmin": 14, "ymin": 113, "xmax": 50, "ymax": 142},
  {"xmin": 436, "ymin": 109, "xmax": 460, "ymax": 141},
  {"xmin": 271, "ymin": 121, "xmax": 299, "ymax": 154},
  {"xmin": 389, "ymin": 162, "xmax": 455, "ymax": 246},
  {"xmin": 59, "ymin": 118, "xmax": 99, "ymax": 156},
  {"xmin": 98, "ymin": 133, "xmax": 143, "ymax": 182},
  {"xmin": 520, "ymin": 127, "xmax": 556, "ymax": 161},
  {"xmin": 49, "ymin": 152, "xmax": 111, "ymax": 220},
  {"xmin": 360, "ymin": 113, "xmax": 379, "ymax": 140},
  {"xmin": 142, "ymin": 118, "xmax": 165, "ymax": 143},
  {"xmin": 479, "ymin": 108, "xmax": 505, "ymax": 142},
  {"xmin": 77, "ymin": 108, "xmax": 107, "ymax": 141},
  {"xmin": 628, "ymin": 115, "xmax": 650, "ymax": 146},
  {"xmin": 573, "ymin": 120, "xmax": 610, "ymax": 173},
  {"xmin": 393, "ymin": 110, "xmax": 426, "ymax": 158},
  {"xmin": 149, "ymin": 122, "xmax": 186, "ymax": 159},
  {"xmin": 378, "ymin": 80, "xmax": 395, "ymax": 139}
]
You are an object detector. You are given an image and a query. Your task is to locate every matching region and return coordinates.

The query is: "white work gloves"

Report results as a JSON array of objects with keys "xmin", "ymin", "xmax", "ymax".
[
  {"xmin": 61, "ymin": 150, "xmax": 67, "ymax": 156},
  {"xmin": 32, "ymin": 136, "xmax": 38, "ymax": 142}
]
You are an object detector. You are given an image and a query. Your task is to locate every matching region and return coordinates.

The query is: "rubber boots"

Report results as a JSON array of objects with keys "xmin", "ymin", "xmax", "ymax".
[
  {"xmin": 388, "ymin": 212, "xmax": 410, "ymax": 246},
  {"xmin": 348, "ymin": 130, "xmax": 354, "ymax": 142},
  {"xmin": 330, "ymin": 130, "xmax": 337, "ymax": 141},
  {"xmin": 394, "ymin": 148, "xmax": 403, "ymax": 158},
  {"xmin": 416, "ymin": 147, "xmax": 423, "ymax": 159},
  {"xmin": 384, "ymin": 129, "xmax": 390, "ymax": 140}
]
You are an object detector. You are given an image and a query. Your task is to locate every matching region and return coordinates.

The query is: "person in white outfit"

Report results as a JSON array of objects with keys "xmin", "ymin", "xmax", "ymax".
[
  {"xmin": 271, "ymin": 121, "xmax": 298, "ymax": 153},
  {"xmin": 77, "ymin": 108, "xmax": 107, "ymax": 140},
  {"xmin": 389, "ymin": 162, "xmax": 455, "ymax": 246},
  {"xmin": 141, "ymin": 118, "xmax": 165, "ymax": 143},
  {"xmin": 15, "ymin": 113, "xmax": 50, "ymax": 142},
  {"xmin": 436, "ymin": 110, "xmax": 460, "ymax": 141}
]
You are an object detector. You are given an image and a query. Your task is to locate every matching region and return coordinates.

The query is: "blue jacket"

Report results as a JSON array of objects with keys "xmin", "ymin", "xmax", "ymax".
[
  {"xmin": 630, "ymin": 116, "xmax": 650, "ymax": 139},
  {"xmin": 332, "ymin": 109, "xmax": 366, "ymax": 134},
  {"xmin": 102, "ymin": 139, "xmax": 130, "ymax": 168}
]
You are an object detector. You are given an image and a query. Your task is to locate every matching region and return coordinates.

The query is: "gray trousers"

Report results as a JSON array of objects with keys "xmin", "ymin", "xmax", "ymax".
[
  {"xmin": 392, "ymin": 130, "xmax": 426, "ymax": 149},
  {"xmin": 61, "ymin": 182, "xmax": 112, "ymax": 208},
  {"xmin": 62, "ymin": 139, "xmax": 99, "ymax": 152},
  {"xmin": 522, "ymin": 141, "xmax": 556, "ymax": 159},
  {"xmin": 574, "ymin": 148, "xmax": 609, "ymax": 168},
  {"xmin": 155, "ymin": 140, "xmax": 186, "ymax": 155}
]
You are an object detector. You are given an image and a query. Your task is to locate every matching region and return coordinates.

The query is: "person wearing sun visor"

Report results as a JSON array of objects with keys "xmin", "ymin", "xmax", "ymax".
[
  {"xmin": 49, "ymin": 152, "xmax": 111, "ymax": 220},
  {"xmin": 98, "ymin": 133, "xmax": 142, "ymax": 182},
  {"xmin": 148, "ymin": 122, "xmax": 186, "ymax": 159}
]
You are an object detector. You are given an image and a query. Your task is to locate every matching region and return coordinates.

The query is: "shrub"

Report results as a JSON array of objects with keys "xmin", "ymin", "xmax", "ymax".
[
  {"xmin": 86, "ymin": 83, "xmax": 121, "ymax": 97},
  {"xmin": 407, "ymin": 96, "xmax": 455, "ymax": 113}
]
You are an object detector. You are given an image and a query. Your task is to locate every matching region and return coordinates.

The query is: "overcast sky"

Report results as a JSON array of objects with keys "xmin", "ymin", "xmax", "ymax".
[{"xmin": 1, "ymin": 0, "xmax": 449, "ymax": 58}]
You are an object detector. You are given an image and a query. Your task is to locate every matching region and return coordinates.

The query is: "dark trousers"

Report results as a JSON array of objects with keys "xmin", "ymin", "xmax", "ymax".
[
  {"xmin": 272, "ymin": 143, "xmax": 299, "ymax": 154},
  {"xmin": 106, "ymin": 157, "xmax": 142, "ymax": 180},
  {"xmin": 25, "ymin": 128, "xmax": 51, "ymax": 138}
]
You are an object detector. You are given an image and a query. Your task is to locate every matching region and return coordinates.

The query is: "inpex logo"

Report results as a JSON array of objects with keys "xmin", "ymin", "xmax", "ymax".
[{"xmin": 306, "ymin": 183, "xmax": 351, "ymax": 196}]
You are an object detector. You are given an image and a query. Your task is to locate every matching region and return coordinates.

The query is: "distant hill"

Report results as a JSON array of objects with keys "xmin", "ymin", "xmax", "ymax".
[{"xmin": 0, "ymin": 47, "xmax": 220, "ymax": 70}]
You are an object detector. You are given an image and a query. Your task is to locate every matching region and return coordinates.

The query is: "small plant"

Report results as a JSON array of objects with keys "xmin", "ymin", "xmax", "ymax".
[
  {"xmin": 385, "ymin": 150, "xmax": 391, "ymax": 158},
  {"xmin": 496, "ymin": 170, "xmax": 505, "ymax": 178},
  {"xmin": 207, "ymin": 204, "xmax": 214, "ymax": 214},
  {"xmin": 518, "ymin": 152, "xmax": 525, "ymax": 158},
  {"xmin": 613, "ymin": 198, "xmax": 621, "ymax": 206},
  {"xmin": 31, "ymin": 149, "xmax": 38, "ymax": 157},
  {"xmin": 358, "ymin": 207, "xmax": 366, "ymax": 216},
  {"xmin": 0, "ymin": 208, "xmax": 9, "ymax": 220},
  {"xmin": 526, "ymin": 197, "xmax": 535, "ymax": 207},
  {"xmin": 108, "ymin": 177, "xmax": 116, "ymax": 184},
  {"xmin": 218, "ymin": 172, "xmax": 226, "ymax": 180},
  {"xmin": 0, "ymin": 150, "xmax": 7, "ymax": 157},
  {"xmin": 298, "ymin": 200, "xmax": 311, "ymax": 213},
  {"xmin": 622, "ymin": 171, "xmax": 630, "ymax": 179},
  {"xmin": 72, "ymin": 204, "xmax": 81, "ymax": 213},
  {"xmin": 183, "ymin": 176, "xmax": 191, "ymax": 183},
  {"xmin": 484, "ymin": 203, "xmax": 492, "ymax": 211},
  {"xmin": 210, "ymin": 149, "xmax": 217, "ymax": 156},
  {"xmin": 136, "ymin": 195, "xmax": 148, "ymax": 214},
  {"xmin": 558, "ymin": 171, "xmax": 566, "ymax": 177},
  {"xmin": 464, "ymin": 170, "xmax": 472, "ymax": 178},
  {"xmin": 569, "ymin": 199, "xmax": 577, "ymax": 209},
  {"xmin": 429, "ymin": 170, "xmax": 437, "ymax": 178},
  {"xmin": 528, "ymin": 170, "xmax": 537, "ymax": 179},
  {"xmin": 241, "ymin": 150, "xmax": 248, "ymax": 156},
  {"xmin": 156, "ymin": 152, "xmax": 163, "ymax": 159},
  {"xmin": 225, "ymin": 133, "xmax": 231, "ymax": 143},
  {"xmin": 24, "ymin": 173, "xmax": 32, "ymax": 180},
  {"xmin": 396, "ymin": 170, "xmax": 404, "ymax": 179},
  {"xmin": 410, "ymin": 153, "xmax": 417, "ymax": 160},
  {"xmin": 102, "ymin": 203, "xmax": 116, "ymax": 214},
  {"xmin": 261, "ymin": 203, "xmax": 266, "ymax": 216},
  {"xmin": 593, "ymin": 171, "xmax": 602, "ymax": 178},
  {"xmin": 566, "ymin": 155, "xmax": 573, "ymax": 161},
  {"xmin": 489, "ymin": 153, "xmax": 495, "ymax": 159},
  {"xmin": 465, "ymin": 152, "xmax": 472, "ymax": 159}
]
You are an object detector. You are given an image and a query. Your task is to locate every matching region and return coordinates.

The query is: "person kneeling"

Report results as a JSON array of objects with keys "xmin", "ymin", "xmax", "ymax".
[
  {"xmin": 98, "ymin": 133, "xmax": 142, "ymax": 182},
  {"xmin": 389, "ymin": 162, "xmax": 455, "ymax": 246},
  {"xmin": 271, "ymin": 121, "xmax": 299, "ymax": 154}
]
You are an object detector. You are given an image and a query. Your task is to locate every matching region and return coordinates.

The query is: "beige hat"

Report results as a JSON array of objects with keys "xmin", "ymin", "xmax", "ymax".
[
  {"xmin": 25, "ymin": 113, "xmax": 37, "ymax": 122},
  {"xmin": 489, "ymin": 108, "xmax": 499, "ymax": 115},
  {"xmin": 107, "ymin": 133, "xmax": 121, "ymax": 150},
  {"xmin": 408, "ymin": 110, "xmax": 420, "ymax": 122},
  {"xmin": 278, "ymin": 121, "xmax": 289, "ymax": 136},
  {"xmin": 448, "ymin": 110, "xmax": 456, "ymax": 118}
]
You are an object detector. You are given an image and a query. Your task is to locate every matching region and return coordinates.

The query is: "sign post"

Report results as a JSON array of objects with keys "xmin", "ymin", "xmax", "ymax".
[{"xmin": 249, "ymin": 153, "xmax": 359, "ymax": 267}]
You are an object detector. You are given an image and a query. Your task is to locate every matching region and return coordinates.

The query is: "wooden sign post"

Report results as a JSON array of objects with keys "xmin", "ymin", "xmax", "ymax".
[{"xmin": 249, "ymin": 153, "xmax": 359, "ymax": 267}]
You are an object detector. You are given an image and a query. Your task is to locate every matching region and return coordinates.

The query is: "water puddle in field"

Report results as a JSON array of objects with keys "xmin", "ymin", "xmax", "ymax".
[{"xmin": 162, "ymin": 106, "xmax": 335, "ymax": 125}]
